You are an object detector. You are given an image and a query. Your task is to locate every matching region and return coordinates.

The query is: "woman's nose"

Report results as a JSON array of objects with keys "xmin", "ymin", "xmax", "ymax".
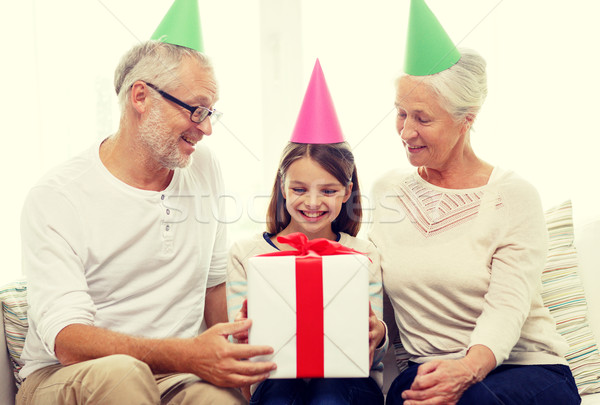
[{"xmin": 400, "ymin": 117, "xmax": 417, "ymax": 141}]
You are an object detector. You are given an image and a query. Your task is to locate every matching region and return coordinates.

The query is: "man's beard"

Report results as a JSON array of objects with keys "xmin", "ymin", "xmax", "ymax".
[{"xmin": 138, "ymin": 107, "xmax": 193, "ymax": 170}]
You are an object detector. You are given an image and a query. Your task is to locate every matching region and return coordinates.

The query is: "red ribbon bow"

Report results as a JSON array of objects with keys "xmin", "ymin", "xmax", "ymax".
[{"xmin": 259, "ymin": 232, "xmax": 366, "ymax": 258}]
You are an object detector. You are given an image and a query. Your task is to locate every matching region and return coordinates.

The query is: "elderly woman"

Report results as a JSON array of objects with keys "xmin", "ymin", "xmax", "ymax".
[
  {"xmin": 369, "ymin": 35, "xmax": 581, "ymax": 405},
  {"xmin": 369, "ymin": 46, "xmax": 581, "ymax": 404},
  {"xmin": 369, "ymin": 3, "xmax": 582, "ymax": 404}
]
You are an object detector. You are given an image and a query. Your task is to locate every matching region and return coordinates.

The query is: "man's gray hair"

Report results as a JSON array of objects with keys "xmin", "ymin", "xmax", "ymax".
[{"xmin": 114, "ymin": 41, "xmax": 214, "ymax": 114}]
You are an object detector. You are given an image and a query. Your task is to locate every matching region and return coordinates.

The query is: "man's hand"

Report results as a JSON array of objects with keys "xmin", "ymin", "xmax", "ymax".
[
  {"xmin": 187, "ymin": 319, "xmax": 276, "ymax": 387},
  {"xmin": 368, "ymin": 303, "xmax": 385, "ymax": 367}
]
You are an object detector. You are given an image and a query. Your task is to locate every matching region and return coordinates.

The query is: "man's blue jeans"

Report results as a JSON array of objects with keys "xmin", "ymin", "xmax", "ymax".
[
  {"xmin": 250, "ymin": 377, "xmax": 384, "ymax": 405},
  {"xmin": 386, "ymin": 362, "xmax": 580, "ymax": 405}
]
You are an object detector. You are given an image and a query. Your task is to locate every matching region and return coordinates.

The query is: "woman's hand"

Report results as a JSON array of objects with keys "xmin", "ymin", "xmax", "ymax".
[
  {"xmin": 232, "ymin": 299, "xmax": 249, "ymax": 343},
  {"xmin": 368, "ymin": 302, "xmax": 386, "ymax": 367},
  {"xmin": 401, "ymin": 359, "xmax": 476, "ymax": 405},
  {"xmin": 402, "ymin": 345, "xmax": 495, "ymax": 405}
]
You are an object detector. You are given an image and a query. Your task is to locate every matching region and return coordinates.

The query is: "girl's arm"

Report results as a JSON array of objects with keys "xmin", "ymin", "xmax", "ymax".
[
  {"xmin": 225, "ymin": 244, "xmax": 249, "ymax": 324},
  {"xmin": 365, "ymin": 240, "xmax": 389, "ymax": 369}
]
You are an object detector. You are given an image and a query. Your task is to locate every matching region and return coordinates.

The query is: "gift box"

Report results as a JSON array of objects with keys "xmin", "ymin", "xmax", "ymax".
[{"xmin": 247, "ymin": 233, "xmax": 370, "ymax": 379}]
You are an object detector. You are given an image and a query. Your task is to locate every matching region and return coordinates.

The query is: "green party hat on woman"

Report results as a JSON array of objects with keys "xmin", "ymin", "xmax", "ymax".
[
  {"xmin": 404, "ymin": 0, "xmax": 460, "ymax": 76},
  {"xmin": 151, "ymin": 0, "xmax": 204, "ymax": 52}
]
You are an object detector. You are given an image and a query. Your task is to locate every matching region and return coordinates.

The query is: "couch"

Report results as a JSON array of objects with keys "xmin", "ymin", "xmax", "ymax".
[{"xmin": 2, "ymin": 200, "xmax": 600, "ymax": 404}]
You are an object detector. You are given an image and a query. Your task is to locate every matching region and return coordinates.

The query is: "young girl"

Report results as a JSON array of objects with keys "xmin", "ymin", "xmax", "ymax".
[{"xmin": 226, "ymin": 141, "xmax": 388, "ymax": 405}]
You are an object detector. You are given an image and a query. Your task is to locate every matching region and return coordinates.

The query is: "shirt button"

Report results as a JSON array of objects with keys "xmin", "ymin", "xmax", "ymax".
[
  {"xmin": 165, "ymin": 225, "xmax": 170, "ymax": 231},
  {"xmin": 166, "ymin": 209, "xmax": 171, "ymax": 215},
  {"xmin": 161, "ymin": 195, "xmax": 165, "ymax": 200}
]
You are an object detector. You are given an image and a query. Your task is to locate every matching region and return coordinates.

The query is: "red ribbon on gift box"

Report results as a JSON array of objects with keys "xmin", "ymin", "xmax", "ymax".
[
  {"xmin": 257, "ymin": 232, "xmax": 368, "ymax": 378},
  {"xmin": 259, "ymin": 232, "xmax": 367, "ymax": 258},
  {"xmin": 295, "ymin": 256, "xmax": 324, "ymax": 377}
]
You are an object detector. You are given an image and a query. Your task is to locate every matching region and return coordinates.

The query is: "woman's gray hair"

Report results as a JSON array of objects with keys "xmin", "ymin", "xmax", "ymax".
[
  {"xmin": 406, "ymin": 48, "xmax": 488, "ymax": 122},
  {"xmin": 114, "ymin": 41, "xmax": 214, "ymax": 114}
]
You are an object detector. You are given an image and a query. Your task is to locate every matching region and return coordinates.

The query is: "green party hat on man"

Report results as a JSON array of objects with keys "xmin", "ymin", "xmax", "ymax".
[
  {"xmin": 404, "ymin": 0, "xmax": 460, "ymax": 76},
  {"xmin": 151, "ymin": 0, "xmax": 204, "ymax": 52}
]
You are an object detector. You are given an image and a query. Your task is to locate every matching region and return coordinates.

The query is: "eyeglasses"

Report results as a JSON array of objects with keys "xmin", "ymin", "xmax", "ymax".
[{"xmin": 145, "ymin": 82, "xmax": 222, "ymax": 125}]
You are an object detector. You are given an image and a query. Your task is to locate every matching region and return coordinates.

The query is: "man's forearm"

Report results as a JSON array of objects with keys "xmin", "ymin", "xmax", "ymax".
[
  {"xmin": 54, "ymin": 323, "xmax": 190, "ymax": 373},
  {"xmin": 55, "ymin": 318, "xmax": 277, "ymax": 388}
]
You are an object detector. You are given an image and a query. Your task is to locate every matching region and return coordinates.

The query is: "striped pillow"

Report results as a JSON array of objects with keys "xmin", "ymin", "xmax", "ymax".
[
  {"xmin": 542, "ymin": 200, "xmax": 600, "ymax": 394},
  {"xmin": 0, "ymin": 279, "xmax": 27, "ymax": 388}
]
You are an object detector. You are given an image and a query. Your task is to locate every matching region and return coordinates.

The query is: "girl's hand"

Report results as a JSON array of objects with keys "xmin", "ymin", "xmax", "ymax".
[
  {"xmin": 232, "ymin": 299, "xmax": 249, "ymax": 343},
  {"xmin": 240, "ymin": 385, "xmax": 251, "ymax": 401},
  {"xmin": 368, "ymin": 302, "xmax": 385, "ymax": 367}
]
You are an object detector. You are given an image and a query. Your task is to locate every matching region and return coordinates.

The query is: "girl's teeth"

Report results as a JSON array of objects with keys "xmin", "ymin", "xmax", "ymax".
[{"xmin": 303, "ymin": 211, "xmax": 324, "ymax": 218}]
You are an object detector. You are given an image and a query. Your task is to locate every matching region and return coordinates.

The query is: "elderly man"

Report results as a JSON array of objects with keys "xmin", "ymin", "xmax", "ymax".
[{"xmin": 16, "ymin": 5, "xmax": 275, "ymax": 405}]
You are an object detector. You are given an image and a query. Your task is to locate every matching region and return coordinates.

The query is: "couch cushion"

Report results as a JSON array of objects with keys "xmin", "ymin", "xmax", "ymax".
[
  {"xmin": 0, "ymin": 279, "xmax": 27, "ymax": 388},
  {"xmin": 543, "ymin": 200, "xmax": 600, "ymax": 395}
]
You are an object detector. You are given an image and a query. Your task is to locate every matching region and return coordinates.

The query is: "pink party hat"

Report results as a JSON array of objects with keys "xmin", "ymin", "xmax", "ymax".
[{"xmin": 290, "ymin": 59, "xmax": 345, "ymax": 144}]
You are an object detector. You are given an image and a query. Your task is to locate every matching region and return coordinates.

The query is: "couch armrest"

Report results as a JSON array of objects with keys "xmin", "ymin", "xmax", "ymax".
[
  {"xmin": 575, "ymin": 216, "xmax": 600, "ymax": 342},
  {"xmin": 0, "ymin": 311, "xmax": 17, "ymax": 405}
]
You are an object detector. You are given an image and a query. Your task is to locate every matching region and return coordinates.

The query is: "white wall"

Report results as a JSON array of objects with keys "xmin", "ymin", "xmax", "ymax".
[{"xmin": 2, "ymin": 0, "xmax": 599, "ymax": 283}]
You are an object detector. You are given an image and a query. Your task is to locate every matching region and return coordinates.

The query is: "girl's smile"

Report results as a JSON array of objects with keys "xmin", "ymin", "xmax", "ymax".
[{"xmin": 300, "ymin": 210, "xmax": 328, "ymax": 220}]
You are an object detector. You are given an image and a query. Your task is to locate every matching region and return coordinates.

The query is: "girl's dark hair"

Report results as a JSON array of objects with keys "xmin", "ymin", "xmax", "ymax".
[{"xmin": 266, "ymin": 142, "xmax": 362, "ymax": 237}]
